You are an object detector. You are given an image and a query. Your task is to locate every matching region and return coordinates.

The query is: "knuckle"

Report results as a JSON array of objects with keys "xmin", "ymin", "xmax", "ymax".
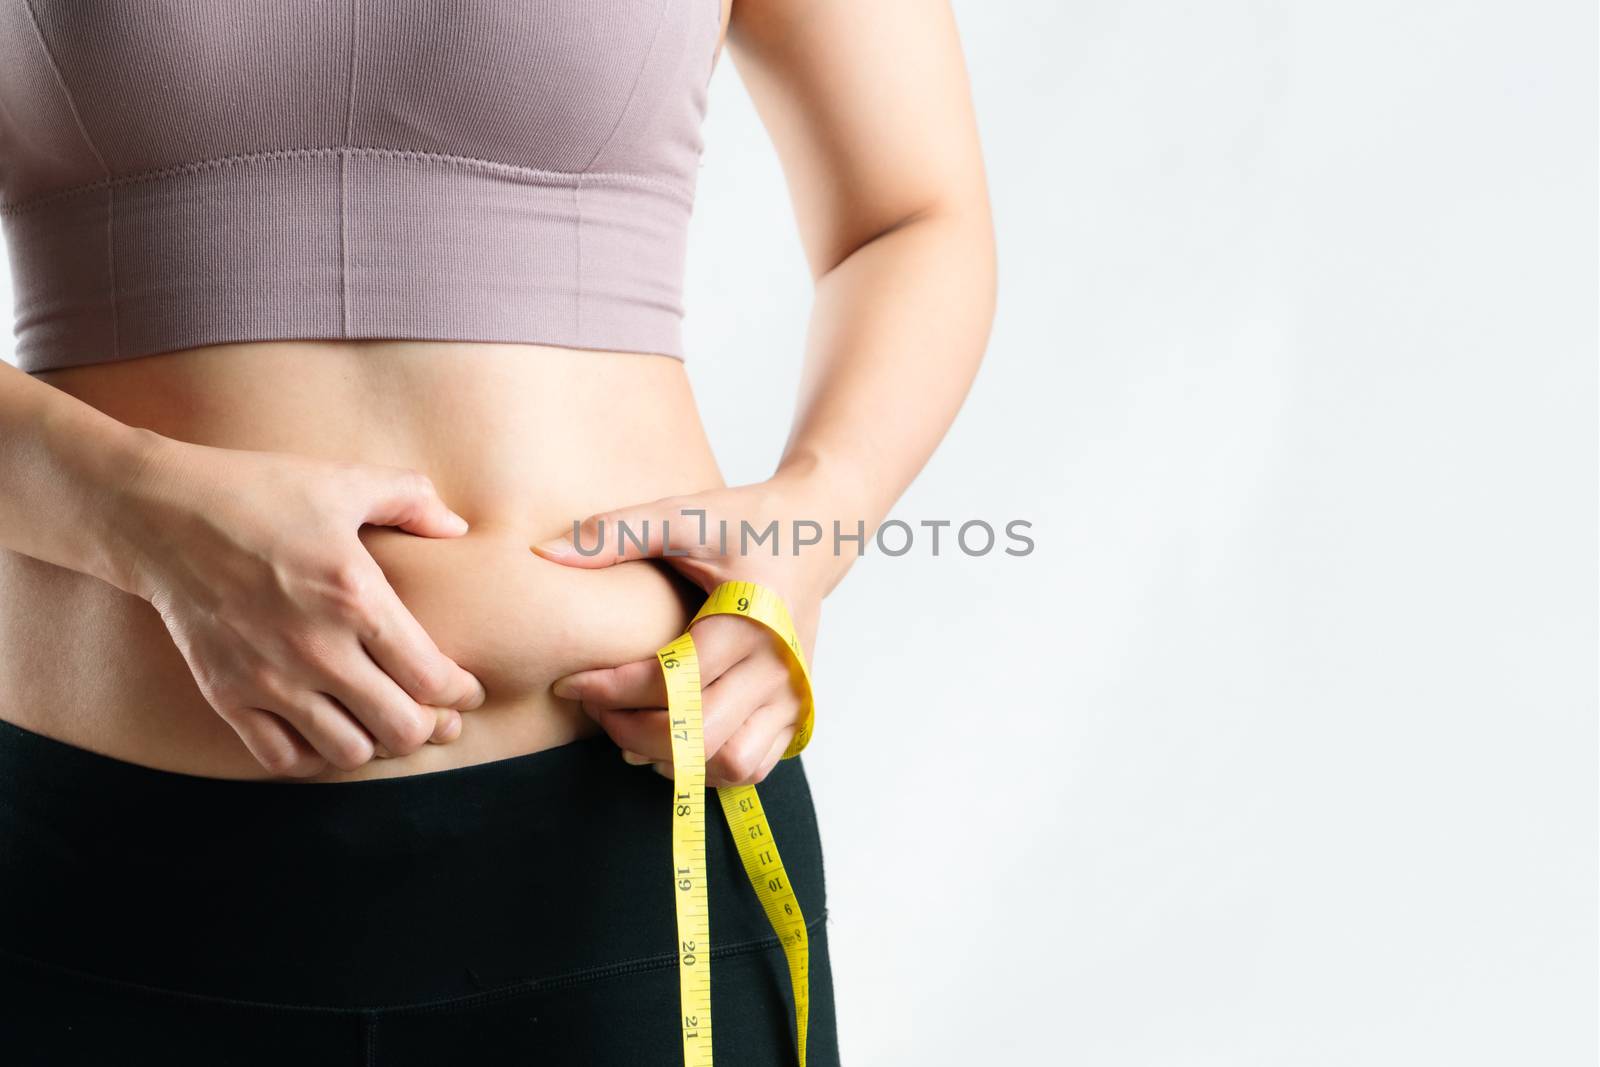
[
  {"xmin": 349, "ymin": 602, "xmax": 383, "ymax": 640},
  {"xmin": 403, "ymin": 468, "xmax": 436, "ymax": 499},
  {"xmin": 309, "ymin": 654, "xmax": 361, "ymax": 698},
  {"xmin": 385, "ymin": 708, "xmax": 433, "ymax": 753},
  {"xmin": 327, "ymin": 583, "xmax": 379, "ymax": 634},
  {"xmin": 256, "ymin": 742, "xmax": 310, "ymax": 777},
  {"xmin": 327, "ymin": 734, "xmax": 376, "ymax": 772},
  {"xmin": 242, "ymin": 660, "xmax": 283, "ymax": 697},
  {"xmin": 325, "ymin": 556, "xmax": 369, "ymax": 599},
  {"xmin": 407, "ymin": 658, "xmax": 449, "ymax": 700},
  {"xmin": 579, "ymin": 670, "xmax": 615, "ymax": 703},
  {"xmin": 206, "ymin": 677, "xmax": 248, "ymax": 711},
  {"xmin": 280, "ymin": 753, "xmax": 329, "ymax": 779},
  {"xmin": 284, "ymin": 626, "xmax": 334, "ymax": 666},
  {"xmin": 573, "ymin": 513, "xmax": 612, "ymax": 548},
  {"xmin": 716, "ymin": 741, "xmax": 763, "ymax": 785},
  {"xmin": 252, "ymin": 740, "xmax": 292, "ymax": 774}
]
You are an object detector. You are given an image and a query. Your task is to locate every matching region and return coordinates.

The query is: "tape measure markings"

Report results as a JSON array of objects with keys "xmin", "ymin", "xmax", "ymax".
[
  {"xmin": 658, "ymin": 632, "xmax": 714, "ymax": 1065},
  {"xmin": 657, "ymin": 579, "xmax": 815, "ymax": 1067}
]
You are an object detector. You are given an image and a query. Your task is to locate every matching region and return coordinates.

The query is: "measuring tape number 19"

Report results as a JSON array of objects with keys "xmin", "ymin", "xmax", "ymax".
[{"xmin": 654, "ymin": 580, "xmax": 818, "ymax": 1067}]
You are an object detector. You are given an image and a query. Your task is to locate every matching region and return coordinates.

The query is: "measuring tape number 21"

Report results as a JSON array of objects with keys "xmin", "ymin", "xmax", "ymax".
[{"xmin": 654, "ymin": 580, "xmax": 818, "ymax": 1067}]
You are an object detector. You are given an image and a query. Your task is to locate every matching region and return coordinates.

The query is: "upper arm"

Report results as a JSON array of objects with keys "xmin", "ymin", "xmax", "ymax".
[{"xmin": 726, "ymin": 0, "xmax": 993, "ymax": 280}]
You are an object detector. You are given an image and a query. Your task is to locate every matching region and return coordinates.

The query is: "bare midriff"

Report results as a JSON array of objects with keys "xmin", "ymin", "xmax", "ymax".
[{"xmin": 0, "ymin": 339, "xmax": 726, "ymax": 781}]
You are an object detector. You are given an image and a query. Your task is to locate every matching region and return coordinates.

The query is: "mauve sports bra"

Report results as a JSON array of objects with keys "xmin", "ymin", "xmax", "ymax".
[{"xmin": 0, "ymin": 0, "xmax": 723, "ymax": 374}]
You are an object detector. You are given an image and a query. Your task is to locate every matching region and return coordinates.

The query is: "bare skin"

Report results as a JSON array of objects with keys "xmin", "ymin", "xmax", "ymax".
[
  {"xmin": 0, "ymin": 340, "xmax": 720, "ymax": 781},
  {"xmin": 0, "ymin": 0, "xmax": 996, "ymax": 784}
]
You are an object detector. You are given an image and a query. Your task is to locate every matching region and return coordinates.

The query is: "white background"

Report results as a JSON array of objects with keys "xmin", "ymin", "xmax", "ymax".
[{"xmin": 4, "ymin": 2, "xmax": 1595, "ymax": 1064}]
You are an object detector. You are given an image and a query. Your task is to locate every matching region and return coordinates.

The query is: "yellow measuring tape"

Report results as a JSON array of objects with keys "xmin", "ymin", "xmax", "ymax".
[{"xmin": 654, "ymin": 580, "xmax": 816, "ymax": 1067}]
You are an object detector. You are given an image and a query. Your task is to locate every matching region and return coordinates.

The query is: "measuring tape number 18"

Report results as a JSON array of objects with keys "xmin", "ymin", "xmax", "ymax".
[{"xmin": 654, "ymin": 580, "xmax": 818, "ymax": 1067}]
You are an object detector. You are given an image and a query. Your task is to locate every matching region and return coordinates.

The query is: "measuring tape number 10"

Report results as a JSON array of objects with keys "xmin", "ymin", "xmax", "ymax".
[{"xmin": 654, "ymin": 580, "xmax": 818, "ymax": 1067}]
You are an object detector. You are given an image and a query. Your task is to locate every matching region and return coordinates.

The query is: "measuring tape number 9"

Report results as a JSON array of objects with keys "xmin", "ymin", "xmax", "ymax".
[{"xmin": 654, "ymin": 580, "xmax": 817, "ymax": 1067}]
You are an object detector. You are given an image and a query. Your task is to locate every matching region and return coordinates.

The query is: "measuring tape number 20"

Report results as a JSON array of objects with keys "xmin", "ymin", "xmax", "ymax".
[{"xmin": 654, "ymin": 580, "xmax": 818, "ymax": 1067}]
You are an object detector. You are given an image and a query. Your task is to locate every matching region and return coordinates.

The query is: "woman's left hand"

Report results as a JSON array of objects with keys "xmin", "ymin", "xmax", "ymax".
[{"xmin": 532, "ymin": 481, "xmax": 831, "ymax": 787}]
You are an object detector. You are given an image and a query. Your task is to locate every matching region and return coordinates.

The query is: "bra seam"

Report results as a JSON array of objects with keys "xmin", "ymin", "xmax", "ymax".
[
  {"xmin": 578, "ymin": 0, "xmax": 671, "ymax": 177},
  {"xmin": 19, "ymin": 0, "xmax": 120, "ymax": 358},
  {"xmin": 339, "ymin": 0, "xmax": 362, "ymax": 338},
  {"xmin": 574, "ymin": 176, "xmax": 585, "ymax": 339},
  {"xmin": 0, "ymin": 146, "xmax": 695, "ymax": 218},
  {"xmin": 107, "ymin": 186, "xmax": 120, "ymax": 360},
  {"xmin": 16, "ymin": 2, "xmax": 111, "ymax": 181}
]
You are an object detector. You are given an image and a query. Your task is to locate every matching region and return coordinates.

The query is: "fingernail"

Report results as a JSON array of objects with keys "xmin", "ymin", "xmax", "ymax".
[
  {"xmin": 446, "ymin": 511, "xmax": 469, "ymax": 534},
  {"xmin": 441, "ymin": 711, "xmax": 462, "ymax": 741},
  {"xmin": 621, "ymin": 749, "xmax": 652, "ymax": 765},
  {"xmin": 531, "ymin": 539, "xmax": 569, "ymax": 560},
  {"xmin": 653, "ymin": 763, "xmax": 674, "ymax": 780},
  {"xmin": 552, "ymin": 677, "xmax": 580, "ymax": 700}
]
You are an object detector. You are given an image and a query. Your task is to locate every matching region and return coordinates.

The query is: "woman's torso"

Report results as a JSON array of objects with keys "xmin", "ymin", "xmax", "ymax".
[
  {"xmin": 0, "ymin": 0, "xmax": 734, "ymax": 780},
  {"xmin": 0, "ymin": 338, "xmax": 724, "ymax": 780}
]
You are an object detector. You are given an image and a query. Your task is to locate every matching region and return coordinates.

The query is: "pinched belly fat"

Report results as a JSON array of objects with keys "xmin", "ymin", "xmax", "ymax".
[{"xmin": 0, "ymin": 521, "xmax": 701, "ymax": 781}]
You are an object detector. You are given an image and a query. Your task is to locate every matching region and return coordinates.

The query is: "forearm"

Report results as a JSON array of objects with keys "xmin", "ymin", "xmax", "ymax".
[
  {"xmin": 772, "ymin": 207, "xmax": 997, "ymax": 593},
  {"xmin": 0, "ymin": 361, "xmax": 167, "ymax": 595}
]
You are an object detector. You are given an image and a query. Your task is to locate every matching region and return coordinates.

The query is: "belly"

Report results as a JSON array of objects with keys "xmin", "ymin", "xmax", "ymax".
[{"xmin": 0, "ymin": 339, "xmax": 725, "ymax": 780}]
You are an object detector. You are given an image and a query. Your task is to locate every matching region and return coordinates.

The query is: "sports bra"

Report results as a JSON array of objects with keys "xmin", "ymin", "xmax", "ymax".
[{"xmin": 0, "ymin": 0, "xmax": 722, "ymax": 374}]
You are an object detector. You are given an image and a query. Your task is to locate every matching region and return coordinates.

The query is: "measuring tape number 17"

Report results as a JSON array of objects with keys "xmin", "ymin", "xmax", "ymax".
[{"xmin": 654, "ymin": 580, "xmax": 818, "ymax": 1067}]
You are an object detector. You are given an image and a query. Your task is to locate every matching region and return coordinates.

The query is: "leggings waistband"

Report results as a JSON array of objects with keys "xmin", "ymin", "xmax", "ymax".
[{"xmin": 0, "ymin": 717, "xmax": 828, "ymax": 1011}]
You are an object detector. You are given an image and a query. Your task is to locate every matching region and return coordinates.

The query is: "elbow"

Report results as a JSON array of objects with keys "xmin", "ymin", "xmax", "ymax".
[
  {"xmin": 940, "ymin": 201, "xmax": 999, "ymax": 336},
  {"xmin": 814, "ymin": 193, "xmax": 994, "ymax": 283}
]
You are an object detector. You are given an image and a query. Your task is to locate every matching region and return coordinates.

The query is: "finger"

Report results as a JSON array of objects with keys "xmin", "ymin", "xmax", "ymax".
[
  {"xmin": 320, "ymin": 652, "xmax": 441, "ymax": 757},
  {"xmin": 701, "ymin": 656, "xmax": 783, "ymax": 748},
  {"xmin": 608, "ymin": 659, "xmax": 780, "ymax": 768},
  {"xmin": 226, "ymin": 706, "xmax": 329, "ymax": 778},
  {"xmin": 357, "ymin": 579, "xmax": 488, "ymax": 711},
  {"xmin": 530, "ymin": 496, "xmax": 705, "ymax": 568},
  {"xmin": 377, "ymin": 707, "xmax": 459, "ymax": 754},
  {"xmin": 749, "ymin": 726, "xmax": 796, "ymax": 784},
  {"xmin": 649, "ymin": 751, "xmax": 795, "ymax": 785},
  {"xmin": 596, "ymin": 707, "xmax": 669, "ymax": 762},
  {"xmin": 553, "ymin": 616, "xmax": 759, "ymax": 710},
  {"xmin": 553, "ymin": 657, "xmax": 667, "ymax": 711},
  {"xmin": 271, "ymin": 690, "xmax": 378, "ymax": 772},
  {"xmin": 356, "ymin": 466, "xmax": 471, "ymax": 538},
  {"xmin": 428, "ymin": 706, "xmax": 463, "ymax": 744},
  {"xmin": 707, "ymin": 702, "xmax": 798, "ymax": 788},
  {"xmin": 686, "ymin": 614, "xmax": 769, "ymax": 682}
]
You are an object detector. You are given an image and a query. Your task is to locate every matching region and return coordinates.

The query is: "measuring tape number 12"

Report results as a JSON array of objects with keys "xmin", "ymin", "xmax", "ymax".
[{"xmin": 654, "ymin": 580, "xmax": 818, "ymax": 1067}]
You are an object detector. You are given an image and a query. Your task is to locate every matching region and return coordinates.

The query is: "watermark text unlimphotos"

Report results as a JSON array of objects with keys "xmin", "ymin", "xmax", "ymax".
[{"xmin": 568, "ymin": 509, "xmax": 1034, "ymax": 558}]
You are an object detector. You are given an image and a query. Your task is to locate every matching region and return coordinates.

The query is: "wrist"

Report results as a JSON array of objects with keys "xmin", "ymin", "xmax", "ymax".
[
  {"xmin": 90, "ymin": 426, "xmax": 186, "ymax": 600},
  {"xmin": 761, "ymin": 454, "xmax": 878, "ymax": 599}
]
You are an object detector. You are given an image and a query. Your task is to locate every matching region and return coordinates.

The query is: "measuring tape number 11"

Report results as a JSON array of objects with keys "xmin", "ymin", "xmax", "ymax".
[{"xmin": 654, "ymin": 580, "xmax": 818, "ymax": 1067}]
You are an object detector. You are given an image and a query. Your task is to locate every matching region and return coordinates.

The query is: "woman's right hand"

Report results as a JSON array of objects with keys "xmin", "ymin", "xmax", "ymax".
[{"xmin": 111, "ymin": 433, "xmax": 488, "ymax": 778}]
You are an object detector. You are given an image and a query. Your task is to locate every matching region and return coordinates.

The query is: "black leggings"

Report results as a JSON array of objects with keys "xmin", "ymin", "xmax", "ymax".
[{"xmin": 0, "ymin": 718, "xmax": 839, "ymax": 1065}]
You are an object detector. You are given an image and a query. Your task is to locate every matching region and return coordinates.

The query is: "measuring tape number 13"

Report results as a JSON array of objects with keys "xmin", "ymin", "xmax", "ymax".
[{"xmin": 654, "ymin": 580, "xmax": 818, "ymax": 1067}]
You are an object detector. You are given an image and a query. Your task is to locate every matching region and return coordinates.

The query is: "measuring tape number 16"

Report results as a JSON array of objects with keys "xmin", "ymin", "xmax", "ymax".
[{"xmin": 654, "ymin": 580, "xmax": 818, "ymax": 1067}]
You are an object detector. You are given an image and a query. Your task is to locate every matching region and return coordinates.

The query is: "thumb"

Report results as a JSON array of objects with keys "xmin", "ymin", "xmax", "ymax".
[
  {"xmin": 360, "ymin": 466, "xmax": 471, "ymax": 538},
  {"xmin": 531, "ymin": 499, "xmax": 702, "ymax": 569}
]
